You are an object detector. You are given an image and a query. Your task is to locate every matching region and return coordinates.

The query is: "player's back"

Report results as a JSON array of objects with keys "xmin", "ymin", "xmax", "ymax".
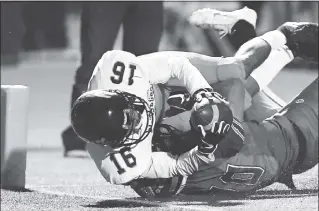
[
  {"xmin": 92, "ymin": 50, "xmax": 151, "ymax": 97},
  {"xmin": 182, "ymin": 117, "xmax": 298, "ymax": 193}
]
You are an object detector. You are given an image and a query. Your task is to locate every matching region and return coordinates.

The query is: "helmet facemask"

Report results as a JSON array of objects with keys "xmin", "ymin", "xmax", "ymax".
[
  {"xmin": 117, "ymin": 91, "xmax": 154, "ymax": 148},
  {"xmin": 122, "ymin": 108, "xmax": 142, "ymax": 135}
]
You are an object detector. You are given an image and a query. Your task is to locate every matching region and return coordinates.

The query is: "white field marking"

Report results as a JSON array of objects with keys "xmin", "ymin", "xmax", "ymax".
[
  {"xmin": 26, "ymin": 184, "xmax": 110, "ymax": 188},
  {"xmin": 28, "ymin": 186, "xmax": 221, "ymax": 211}
]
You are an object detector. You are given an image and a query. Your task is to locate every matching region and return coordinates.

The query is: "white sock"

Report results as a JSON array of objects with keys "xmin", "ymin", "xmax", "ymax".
[
  {"xmin": 250, "ymin": 45, "xmax": 294, "ymax": 91},
  {"xmin": 260, "ymin": 30, "xmax": 287, "ymax": 49}
]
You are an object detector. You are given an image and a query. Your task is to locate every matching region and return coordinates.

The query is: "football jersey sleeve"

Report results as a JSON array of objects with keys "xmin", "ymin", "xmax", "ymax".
[
  {"xmin": 138, "ymin": 52, "xmax": 211, "ymax": 95},
  {"xmin": 139, "ymin": 147, "xmax": 216, "ymax": 178}
]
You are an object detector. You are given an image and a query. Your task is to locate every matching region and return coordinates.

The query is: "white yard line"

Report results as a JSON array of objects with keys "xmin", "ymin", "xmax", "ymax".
[
  {"xmin": 27, "ymin": 186, "xmax": 221, "ymax": 211},
  {"xmin": 26, "ymin": 184, "xmax": 109, "ymax": 188}
]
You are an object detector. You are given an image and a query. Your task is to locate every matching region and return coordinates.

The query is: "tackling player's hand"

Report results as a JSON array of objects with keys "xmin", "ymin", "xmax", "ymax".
[
  {"xmin": 193, "ymin": 88, "xmax": 229, "ymax": 111},
  {"xmin": 196, "ymin": 122, "xmax": 230, "ymax": 156}
]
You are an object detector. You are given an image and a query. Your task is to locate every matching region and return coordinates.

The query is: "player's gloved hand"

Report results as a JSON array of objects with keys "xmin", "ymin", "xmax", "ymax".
[
  {"xmin": 193, "ymin": 88, "xmax": 229, "ymax": 111},
  {"xmin": 166, "ymin": 91, "xmax": 194, "ymax": 117},
  {"xmin": 196, "ymin": 122, "xmax": 230, "ymax": 156}
]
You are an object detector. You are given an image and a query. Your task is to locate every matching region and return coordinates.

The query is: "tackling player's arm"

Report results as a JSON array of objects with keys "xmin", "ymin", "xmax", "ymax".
[
  {"xmin": 140, "ymin": 147, "xmax": 215, "ymax": 178},
  {"xmin": 139, "ymin": 117, "xmax": 245, "ymax": 179},
  {"xmin": 140, "ymin": 51, "xmax": 246, "ymax": 86},
  {"xmin": 143, "ymin": 52, "xmax": 212, "ymax": 95}
]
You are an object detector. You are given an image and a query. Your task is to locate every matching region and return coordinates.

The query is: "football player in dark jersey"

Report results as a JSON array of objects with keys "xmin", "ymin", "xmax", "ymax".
[{"xmin": 129, "ymin": 20, "xmax": 318, "ymax": 198}]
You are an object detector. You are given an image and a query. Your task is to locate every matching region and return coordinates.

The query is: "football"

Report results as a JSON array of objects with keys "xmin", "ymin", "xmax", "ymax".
[{"xmin": 190, "ymin": 101, "xmax": 233, "ymax": 132}]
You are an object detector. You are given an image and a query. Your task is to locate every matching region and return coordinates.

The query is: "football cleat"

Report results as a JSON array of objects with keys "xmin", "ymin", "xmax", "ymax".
[
  {"xmin": 277, "ymin": 22, "xmax": 318, "ymax": 62},
  {"xmin": 188, "ymin": 7, "xmax": 257, "ymax": 38}
]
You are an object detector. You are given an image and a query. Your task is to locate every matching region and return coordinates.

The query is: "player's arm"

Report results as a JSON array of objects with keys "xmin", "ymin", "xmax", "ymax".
[
  {"xmin": 139, "ymin": 52, "xmax": 213, "ymax": 95},
  {"xmin": 140, "ymin": 117, "xmax": 245, "ymax": 179},
  {"xmin": 140, "ymin": 51, "xmax": 246, "ymax": 86},
  {"xmin": 139, "ymin": 147, "xmax": 215, "ymax": 178}
]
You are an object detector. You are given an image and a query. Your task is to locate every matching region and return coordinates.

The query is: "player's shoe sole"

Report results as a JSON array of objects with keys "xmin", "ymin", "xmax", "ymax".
[{"xmin": 189, "ymin": 6, "xmax": 257, "ymax": 38}]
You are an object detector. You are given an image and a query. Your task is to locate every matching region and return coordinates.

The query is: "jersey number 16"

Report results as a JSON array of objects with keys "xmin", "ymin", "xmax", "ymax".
[
  {"xmin": 111, "ymin": 61, "xmax": 136, "ymax": 85},
  {"xmin": 110, "ymin": 147, "xmax": 137, "ymax": 175}
]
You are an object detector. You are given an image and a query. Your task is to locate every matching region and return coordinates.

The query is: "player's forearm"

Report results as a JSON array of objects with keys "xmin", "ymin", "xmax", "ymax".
[
  {"xmin": 141, "ymin": 148, "xmax": 214, "ymax": 178},
  {"xmin": 168, "ymin": 52, "xmax": 246, "ymax": 85},
  {"xmin": 144, "ymin": 52, "xmax": 213, "ymax": 93}
]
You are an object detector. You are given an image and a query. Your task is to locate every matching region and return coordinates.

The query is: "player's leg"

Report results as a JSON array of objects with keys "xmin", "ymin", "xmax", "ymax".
[
  {"xmin": 189, "ymin": 7, "xmax": 316, "ymax": 96},
  {"xmin": 178, "ymin": 45, "xmax": 291, "ymax": 123},
  {"xmin": 62, "ymin": 2, "xmax": 130, "ymax": 155},
  {"xmin": 241, "ymin": 44, "xmax": 294, "ymax": 122},
  {"xmin": 188, "ymin": 7, "xmax": 257, "ymax": 42},
  {"xmin": 240, "ymin": 22, "xmax": 318, "ymax": 95},
  {"xmin": 74, "ymin": 2, "xmax": 129, "ymax": 98},
  {"xmin": 188, "ymin": 7, "xmax": 291, "ymax": 122},
  {"xmin": 189, "ymin": 6, "xmax": 270, "ymax": 82},
  {"xmin": 122, "ymin": 2, "xmax": 163, "ymax": 56},
  {"xmin": 242, "ymin": 22, "xmax": 318, "ymax": 122},
  {"xmin": 244, "ymin": 89, "xmax": 285, "ymax": 122},
  {"xmin": 216, "ymin": 22, "xmax": 315, "ymax": 96},
  {"xmin": 281, "ymin": 78, "xmax": 318, "ymax": 174}
]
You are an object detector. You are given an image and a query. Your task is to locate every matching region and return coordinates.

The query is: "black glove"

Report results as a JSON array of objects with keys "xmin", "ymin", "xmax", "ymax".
[
  {"xmin": 197, "ymin": 122, "xmax": 231, "ymax": 156},
  {"xmin": 166, "ymin": 91, "xmax": 194, "ymax": 117},
  {"xmin": 192, "ymin": 88, "xmax": 229, "ymax": 111}
]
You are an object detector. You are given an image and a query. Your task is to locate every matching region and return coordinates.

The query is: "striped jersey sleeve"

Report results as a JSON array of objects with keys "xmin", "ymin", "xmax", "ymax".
[{"xmin": 231, "ymin": 117, "xmax": 245, "ymax": 143}]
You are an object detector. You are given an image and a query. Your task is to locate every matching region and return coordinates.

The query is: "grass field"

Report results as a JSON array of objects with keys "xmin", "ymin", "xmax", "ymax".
[{"xmin": 1, "ymin": 54, "xmax": 318, "ymax": 211}]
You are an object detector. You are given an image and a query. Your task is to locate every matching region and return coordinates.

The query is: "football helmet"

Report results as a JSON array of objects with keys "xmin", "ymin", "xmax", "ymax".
[{"xmin": 71, "ymin": 89, "xmax": 154, "ymax": 148}]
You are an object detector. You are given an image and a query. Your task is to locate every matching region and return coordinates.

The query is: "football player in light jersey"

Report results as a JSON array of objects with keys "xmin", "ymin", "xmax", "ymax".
[
  {"xmin": 128, "ymin": 8, "xmax": 318, "ymax": 197},
  {"xmin": 71, "ymin": 48, "xmax": 235, "ymax": 185},
  {"xmin": 70, "ymin": 6, "xmax": 316, "ymax": 186}
]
